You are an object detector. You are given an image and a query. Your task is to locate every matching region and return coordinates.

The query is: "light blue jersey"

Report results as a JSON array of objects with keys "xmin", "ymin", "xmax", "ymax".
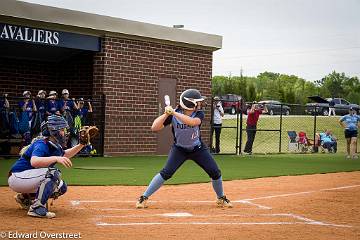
[
  {"xmin": 164, "ymin": 109, "xmax": 205, "ymax": 150},
  {"xmin": 340, "ymin": 114, "xmax": 360, "ymax": 131},
  {"xmin": 319, "ymin": 133, "xmax": 334, "ymax": 143}
]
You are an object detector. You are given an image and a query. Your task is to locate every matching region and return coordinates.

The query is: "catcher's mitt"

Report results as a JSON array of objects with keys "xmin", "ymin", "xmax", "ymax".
[{"xmin": 79, "ymin": 126, "xmax": 99, "ymax": 145}]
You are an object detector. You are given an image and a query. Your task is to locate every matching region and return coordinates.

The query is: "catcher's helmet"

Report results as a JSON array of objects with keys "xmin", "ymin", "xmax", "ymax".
[
  {"xmin": 41, "ymin": 115, "xmax": 69, "ymax": 146},
  {"xmin": 179, "ymin": 89, "xmax": 205, "ymax": 110}
]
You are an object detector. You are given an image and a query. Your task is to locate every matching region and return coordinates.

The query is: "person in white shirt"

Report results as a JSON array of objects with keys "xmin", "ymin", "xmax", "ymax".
[{"xmin": 212, "ymin": 96, "xmax": 224, "ymax": 153}]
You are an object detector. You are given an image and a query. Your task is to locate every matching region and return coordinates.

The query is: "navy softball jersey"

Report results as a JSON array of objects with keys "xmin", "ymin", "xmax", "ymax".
[
  {"xmin": 160, "ymin": 109, "xmax": 221, "ymax": 181},
  {"xmin": 164, "ymin": 109, "xmax": 204, "ymax": 151}
]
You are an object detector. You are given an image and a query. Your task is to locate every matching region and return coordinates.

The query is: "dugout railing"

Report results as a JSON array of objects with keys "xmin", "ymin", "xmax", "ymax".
[{"xmin": 0, "ymin": 95, "xmax": 105, "ymax": 157}]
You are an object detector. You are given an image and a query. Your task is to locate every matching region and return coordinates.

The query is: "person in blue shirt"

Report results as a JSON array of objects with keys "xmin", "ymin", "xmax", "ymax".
[
  {"xmin": 76, "ymin": 98, "xmax": 93, "ymax": 125},
  {"xmin": 18, "ymin": 91, "xmax": 37, "ymax": 126},
  {"xmin": 46, "ymin": 91, "xmax": 61, "ymax": 116},
  {"xmin": 35, "ymin": 90, "xmax": 47, "ymax": 123},
  {"xmin": 339, "ymin": 107, "xmax": 360, "ymax": 159},
  {"xmin": 8, "ymin": 115, "xmax": 86, "ymax": 218},
  {"xmin": 318, "ymin": 129, "xmax": 337, "ymax": 153},
  {"xmin": 136, "ymin": 89, "xmax": 232, "ymax": 209},
  {"xmin": 59, "ymin": 89, "xmax": 78, "ymax": 115}
]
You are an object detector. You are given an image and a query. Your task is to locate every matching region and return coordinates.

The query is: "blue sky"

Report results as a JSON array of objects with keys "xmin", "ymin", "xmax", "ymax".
[{"xmin": 23, "ymin": 0, "xmax": 360, "ymax": 81}]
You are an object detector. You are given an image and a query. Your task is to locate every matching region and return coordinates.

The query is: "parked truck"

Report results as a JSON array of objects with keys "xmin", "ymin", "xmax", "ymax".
[{"xmin": 305, "ymin": 96, "xmax": 360, "ymax": 115}]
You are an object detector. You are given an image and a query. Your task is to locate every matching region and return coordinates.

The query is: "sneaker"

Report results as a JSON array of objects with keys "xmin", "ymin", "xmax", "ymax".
[
  {"xmin": 216, "ymin": 196, "xmax": 233, "ymax": 208},
  {"xmin": 136, "ymin": 196, "xmax": 148, "ymax": 209},
  {"xmin": 352, "ymin": 155, "xmax": 359, "ymax": 159},
  {"xmin": 27, "ymin": 206, "xmax": 56, "ymax": 218},
  {"xmin": 14, "ymin": 193, "xmax": 32, "ymax": 210},
  {"xmin": 346, "ymin": 155, "xmax": 351, "ymax": 159}
]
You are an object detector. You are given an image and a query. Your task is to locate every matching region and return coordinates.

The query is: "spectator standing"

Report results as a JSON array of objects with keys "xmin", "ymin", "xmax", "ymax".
[
  {"xmin": 18, "ymin": 91, "xmax": 37, "ymax": 130},
  {"xmin": 243, "ymin": 101, "xmax": 267, "ymax": 154},
  {"xmin": 59, "ymin": 89, "xmax": 78, "ymax": 115},
  {"xmin": 76, "ymin": 98, "xmax": 93, "ymax": 125},
  {"xmin": 339, "ymin": 107, "xmax": 360, "ymax": 159},
  {"xmin": 60, "ymin": 89, "xmax": 78, "ymax": 148},
  {"xmin": 328, "ymin": 98, "xmax": 336, "ymax": 116},
  {"xmin": 46, "ymin": 91, "xmax": 61, "ymax": 116},
  {"xmin": 212, "ymin": 96, "xmax": 224, "ymax": 153},
  {"xmin": 18, "ymin": 91, "xmax": 37, "ymax": 145},
  {"xmin": 35, "ymin": 90, "xmax": 47, "ymax": 123}
]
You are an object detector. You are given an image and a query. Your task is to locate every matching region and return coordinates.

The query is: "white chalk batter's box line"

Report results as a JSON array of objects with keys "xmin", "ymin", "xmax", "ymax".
[
  {"xmin": 70, "ymin": 184, "xmax": 360, "ymax": 211},
  {"xmin": 93, "ymin": 212, "xmax": 352, "ymax": 228}
]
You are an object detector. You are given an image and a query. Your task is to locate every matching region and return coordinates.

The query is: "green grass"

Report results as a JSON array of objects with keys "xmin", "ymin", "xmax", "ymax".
[
  {"xmin": 1, "ymin": 154, "xmax": 359, "ymax": 186},
  {"xmin": 217, "ymin": 115, "xmax": 359, "ymax": 154}
]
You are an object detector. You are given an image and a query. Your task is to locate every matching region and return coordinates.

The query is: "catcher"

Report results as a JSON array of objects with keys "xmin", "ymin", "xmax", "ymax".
[{"xmin": 8, "ymin": 115, "xmax": 98, "ymax": 218}]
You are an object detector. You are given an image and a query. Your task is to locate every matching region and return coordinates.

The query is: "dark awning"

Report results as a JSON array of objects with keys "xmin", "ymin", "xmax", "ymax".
[{"xmin": 307, "ymin": 96, "xmax": 329, "ymax": 103}]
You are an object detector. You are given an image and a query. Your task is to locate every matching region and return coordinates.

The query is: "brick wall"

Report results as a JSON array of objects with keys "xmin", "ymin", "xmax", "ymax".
[
  {"xmin": 93, "ymin": 36, "xmax": 213, "ymax": 155},
  {"xmin": 0, "ymin": 37, "xmax": 214, "ymax": 156}
]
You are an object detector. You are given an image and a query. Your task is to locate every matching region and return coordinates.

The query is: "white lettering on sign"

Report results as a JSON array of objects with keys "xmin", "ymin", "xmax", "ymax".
[{"xmin": 0, "ymin": 24, "xmax": 60, "ymax": 45}]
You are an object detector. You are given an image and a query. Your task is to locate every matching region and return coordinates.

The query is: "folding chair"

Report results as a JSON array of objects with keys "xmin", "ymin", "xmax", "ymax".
[
  {"xmin": 287, "ymin": 131, "xmax": 298, "ymax": 152},
  {"xmin": 297, "ymin": 131, "xmax": 314, "ymax": 153}
]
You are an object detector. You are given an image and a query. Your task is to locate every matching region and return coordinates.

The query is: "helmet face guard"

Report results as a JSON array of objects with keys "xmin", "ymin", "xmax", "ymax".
[
  {"xmin": 179, "ymin": 89, "xmax": 205, "ymax": 110},
  {"xmin": 42, "ymin": 115, "xmax": 69, "ymax": 147},
  {"xmin": 50, "ymin": 129, "xmax": 68, "ymax": 147}
]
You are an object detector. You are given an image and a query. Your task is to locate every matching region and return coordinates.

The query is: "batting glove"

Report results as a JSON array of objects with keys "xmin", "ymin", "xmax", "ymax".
[{"xmin": 165, "ymin": 106, "xmax": 174, "ymax": 115}]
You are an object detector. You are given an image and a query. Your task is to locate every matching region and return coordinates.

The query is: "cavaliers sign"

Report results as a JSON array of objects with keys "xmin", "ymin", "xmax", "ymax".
[{"xmin": 0, "ymin": 23, "xmax": 100, "ymax": 51}]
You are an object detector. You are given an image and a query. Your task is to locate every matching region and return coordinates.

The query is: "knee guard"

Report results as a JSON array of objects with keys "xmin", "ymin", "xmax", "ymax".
[
  {"xmin": 51, "ymin": 180, "xmax": 67, "ymax": 199},
  {"xmin": 33, "ymin": 168, "xmax": 62, "ymax": 207},
  {"xmin": 160, "ymin": 169, "xmax": 173, "ymax": 180},
  {"xmin": 209, "ymin": 168, "xmax": 222, "ymax": 180}
]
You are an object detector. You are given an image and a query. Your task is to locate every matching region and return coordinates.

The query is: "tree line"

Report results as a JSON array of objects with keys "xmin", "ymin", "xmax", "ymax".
[{"xmin": 212, "ymin": 71, "xmax": 360, "ymax": 104}]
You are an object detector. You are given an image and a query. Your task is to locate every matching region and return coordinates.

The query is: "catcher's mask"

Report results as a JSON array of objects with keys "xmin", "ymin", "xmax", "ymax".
[
  {"xmin": 41, "ymin": 115, "xmax": 69, "ymax": 147},
  {"xmin": 179, "ymin": 89, "xmax": 205, "ymax": 110}
]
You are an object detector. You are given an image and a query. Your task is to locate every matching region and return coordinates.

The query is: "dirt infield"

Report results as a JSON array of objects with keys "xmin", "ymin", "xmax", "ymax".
[{"xmin": 1, "ymin": 172, "xmax": 360, "ymax": 240}]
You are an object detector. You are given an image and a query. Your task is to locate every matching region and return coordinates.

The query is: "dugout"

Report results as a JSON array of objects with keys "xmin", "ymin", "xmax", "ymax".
[{"xmin": 0, "ymin": 0, "xmax": 222, "ymax": 156}]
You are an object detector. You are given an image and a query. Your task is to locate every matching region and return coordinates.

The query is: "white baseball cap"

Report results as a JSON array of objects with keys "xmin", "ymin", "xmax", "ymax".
[
  {"xmin": 23, "ymin": 91, "xmax": 31, "ymax": 96},
  {"xmin": 62, "ymin": 89, "xmax": 69, "ymax": 95}
]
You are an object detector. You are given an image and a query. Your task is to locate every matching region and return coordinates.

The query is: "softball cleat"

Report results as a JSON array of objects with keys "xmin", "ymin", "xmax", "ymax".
[
  {"xmin": 136, "ymin": 195, "xmax": 148, "ymax": 208},
  {"xmin": 216, "ymin": 195, "xmax": 233, "ymax": 208},
  {"xmin": 27, "ymin": 206, "xmax": 56, "ymax": 219}
]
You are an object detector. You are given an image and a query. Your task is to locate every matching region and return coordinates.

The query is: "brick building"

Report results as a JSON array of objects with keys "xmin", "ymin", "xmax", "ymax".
[{"xmin": 0, "ymin": 0, "xmax": 222, "ymax": 155}]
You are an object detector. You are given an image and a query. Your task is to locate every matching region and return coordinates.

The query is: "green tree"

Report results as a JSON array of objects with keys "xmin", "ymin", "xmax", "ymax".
[{"xmin": 247, "ymin": 83, "xmax": 256, "ymax": 101}]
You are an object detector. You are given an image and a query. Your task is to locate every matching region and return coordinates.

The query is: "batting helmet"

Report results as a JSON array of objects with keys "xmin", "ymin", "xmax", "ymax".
[{"xmin": 179, "ymin": 89, "xmax": 205, "ymax": 110}]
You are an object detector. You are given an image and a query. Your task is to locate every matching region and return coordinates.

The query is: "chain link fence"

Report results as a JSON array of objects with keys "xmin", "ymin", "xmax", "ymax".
[
  {"xmin": 210, "ymin": 98, "xmax": 359, "ymax": 155},
  {"xmin": 0, "ymin": 95, "xmax": 105, "ymax": 157}
]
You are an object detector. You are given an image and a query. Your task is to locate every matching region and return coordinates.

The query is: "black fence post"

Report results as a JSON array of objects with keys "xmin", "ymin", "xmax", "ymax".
[
  {"xmin": 209, "ymin": 97, "xmax": 214, "ymax": 153},
  {"xmin": 279, "ymin": 104, "xmax": 283, "ymax": 153},
  {"xmin": 239, "ymin": 99, "xmax": 243, "ymax": 155},
  {"xmin": 100, "ymin": 93, "xmax": 106, "ymax": 156},
  {"xmin": 313, "ymin": 105, "xmax": 317, "ymax": 145},
  {"xmin": 235, "ymin": 100, "xmax": 239, "ymax": 155}
]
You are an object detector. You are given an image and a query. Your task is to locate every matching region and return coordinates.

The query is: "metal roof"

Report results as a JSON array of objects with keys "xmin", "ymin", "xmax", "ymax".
[{"xmin": 0, "ymin": 0, "xmax": 222, "ymax": 50}]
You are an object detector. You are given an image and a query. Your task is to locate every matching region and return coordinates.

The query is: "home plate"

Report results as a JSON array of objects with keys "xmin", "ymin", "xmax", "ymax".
[{"xmin": 160, "ymin": 212, "xmax": 193, "ymax": 217}]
